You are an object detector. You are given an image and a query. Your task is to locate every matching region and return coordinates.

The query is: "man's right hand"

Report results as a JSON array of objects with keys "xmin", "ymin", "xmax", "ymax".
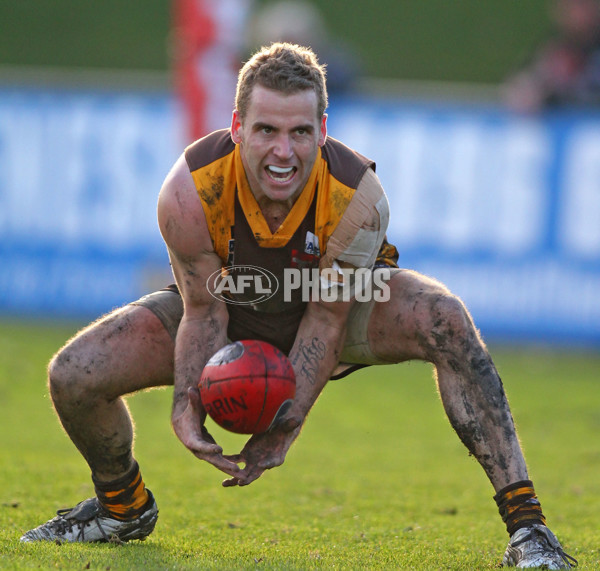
[{"xmin": 172, "ymin": 386, "xmax": 241, "ymax": 478}]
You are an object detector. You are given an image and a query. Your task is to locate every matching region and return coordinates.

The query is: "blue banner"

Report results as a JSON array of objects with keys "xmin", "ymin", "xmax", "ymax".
[
  {"xmin": 329, "ymin": 100, "xmax": 600, "ymax": 345},
  {"xmin": 0, "ymin": 87, "xmax": 179, "ymax": 318},
  {"xmin": 1, "ymin": 87, "xmax": 599, "ymax": 344}
]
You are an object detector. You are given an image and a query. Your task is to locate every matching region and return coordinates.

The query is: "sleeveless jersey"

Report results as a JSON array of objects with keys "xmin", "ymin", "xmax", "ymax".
[{"xmin": 184, "ymin": 129, "xmax": 396, "ymax": 353}]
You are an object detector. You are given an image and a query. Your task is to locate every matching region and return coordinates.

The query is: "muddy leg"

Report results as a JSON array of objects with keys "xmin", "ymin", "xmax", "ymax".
[{"xmin": 48, "ymin": 305, "xmax": 175, "ymax": 481}]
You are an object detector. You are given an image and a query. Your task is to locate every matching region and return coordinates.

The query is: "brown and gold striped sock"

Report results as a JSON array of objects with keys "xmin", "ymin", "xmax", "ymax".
[
  {"xmin": 494, "ymin": 479, "xmax": 546, "ymax": 536},
  {"xmin": 93, "ymin": 461, "xmax": 150, "ymax": 521}
]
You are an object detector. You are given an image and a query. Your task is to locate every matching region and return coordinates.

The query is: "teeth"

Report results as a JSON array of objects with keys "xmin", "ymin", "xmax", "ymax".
[{"xmin": 268, "ymin": 165, "xmax": 294, "ymax": 174}]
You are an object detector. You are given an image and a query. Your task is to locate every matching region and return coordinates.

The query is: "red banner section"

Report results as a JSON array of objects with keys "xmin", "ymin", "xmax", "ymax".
[{"xmin": 172, "ymin": 0, "xmax": 251, "ymax": 143}]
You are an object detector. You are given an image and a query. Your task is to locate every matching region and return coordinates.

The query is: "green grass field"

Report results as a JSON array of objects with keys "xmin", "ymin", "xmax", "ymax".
[
  {"xmin": 1, "ymin": 319, "xmax": 599, "ymax": 569},
  {"xmin": 0, "ymin": 0, "xmax": 550, "ymax": 84}
]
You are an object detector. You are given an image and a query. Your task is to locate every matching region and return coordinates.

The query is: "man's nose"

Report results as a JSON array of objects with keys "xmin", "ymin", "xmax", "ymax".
[{"xmin": 273, "ymin": 134, "xmax": 293, "ymax": 159}]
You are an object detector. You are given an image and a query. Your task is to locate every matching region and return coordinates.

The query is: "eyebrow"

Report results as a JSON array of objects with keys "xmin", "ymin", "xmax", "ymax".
[{"xmin": 253, "ymin": 121, "xmax": 315, "ymax": 133}]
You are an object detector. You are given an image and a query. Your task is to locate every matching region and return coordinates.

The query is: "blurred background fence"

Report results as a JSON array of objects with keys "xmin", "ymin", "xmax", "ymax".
[{"xmin": 1, "ymin": 0, "xmax": 599, "ymax": 346}]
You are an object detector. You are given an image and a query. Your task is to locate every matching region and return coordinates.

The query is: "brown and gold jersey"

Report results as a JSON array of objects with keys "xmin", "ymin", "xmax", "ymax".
[
  {"xmin": 185, "ymin": 128, "xmax": 377, "ymax": 263},
  {"xmin": 184, "ymin": 129, "xmax": 397, "ymax": 353}
]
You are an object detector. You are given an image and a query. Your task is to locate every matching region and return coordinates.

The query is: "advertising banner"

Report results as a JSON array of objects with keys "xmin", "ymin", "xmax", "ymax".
[
  {"xmin": 330, "ymin": 101, "xmax": 600, "ymax": 344},
  {"xmin": 0, "ymin": 88, "xmax": 179, "ymax": 317},
  {"xmin": 1, "ymin": 87, "xmax": 599, "ymax": 344}
]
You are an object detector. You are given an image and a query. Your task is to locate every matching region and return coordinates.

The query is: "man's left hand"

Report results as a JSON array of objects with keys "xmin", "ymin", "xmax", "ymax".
[{"xmin": 221, "ymin": 416, "xmax": 302, "ymax": 486}]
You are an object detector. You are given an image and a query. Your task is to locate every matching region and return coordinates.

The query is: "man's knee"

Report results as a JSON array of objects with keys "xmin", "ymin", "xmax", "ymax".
[
  {"xmin": 47, "ymin": 344, "xmax": 87, "ymax": 407},
  {"xmin": 416, "ymin": 288, "xmax": 478, "ymax": 354},
  {"xmin": 368, "ymin": 271, "xmax": 479, "ymax": 363},
  {"xmin": 48, "ymin": 305, "xmax": 176, "ymax": 408},
  {"xmin": 47, "ymin": 318, "xmax": 111, "ymax": 406}
]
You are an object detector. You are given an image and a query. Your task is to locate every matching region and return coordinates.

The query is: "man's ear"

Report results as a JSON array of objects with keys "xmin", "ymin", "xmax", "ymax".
[
  {"xmin": 230, "ymin": 110, "xmax": 242, "ymax": 144},
  {"xmin": 318, "ymin": 114, "xmax": 328, "ymax": 147}
]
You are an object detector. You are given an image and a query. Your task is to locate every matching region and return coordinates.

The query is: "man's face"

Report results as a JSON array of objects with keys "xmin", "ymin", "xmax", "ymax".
[{"xmin": 231, "ymin": 85, "xmax": 327, "ymax": 206}]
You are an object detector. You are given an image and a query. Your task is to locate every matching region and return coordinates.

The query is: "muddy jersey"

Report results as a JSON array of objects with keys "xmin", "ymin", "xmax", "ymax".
[{"xmin": 184, "ymin": 129, "xmax": 397, "ymax": 353}]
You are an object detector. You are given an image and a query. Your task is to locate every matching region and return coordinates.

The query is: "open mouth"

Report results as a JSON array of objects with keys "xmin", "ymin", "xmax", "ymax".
[{"xmin": 266, "ymin": 165, "xmax": 297, "ymax": 183}]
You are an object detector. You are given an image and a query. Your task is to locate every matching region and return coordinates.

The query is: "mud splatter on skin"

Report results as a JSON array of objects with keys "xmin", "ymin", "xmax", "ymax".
[
  {"xmin": 368, "ymin": 273, "xmax": 525, "ymax": 484},
  {"xmin": 164, "ymin": 216, "xmax": 178, "ymax": 236},
  {"xmin": 103, "ymin": 315, "xmax": 134, "ymax": 341},
  {"xmin": 412, "ymin": 289, "xmax": 522, "ymax": 482},
  {"xmin": 52, "ymin": 315, "xmax": 136, "ymax": 384},
  {"xmin": 172, "ymin": 311, "xmax": 224, "ymax": 416},
  {"xmin": 47, "ymin": 307, "xmax": 170, "ymax": 479},
  {"xmin": 175, "ymin": 185, "xmax": 186, "ymax": 212},
  {"xmin": 89, "ymin": 437, "xmax": 133, "ymax": 477},
  {"xmin": 50, "ymin": 393, "xmax": 135, "ymax": 477},
  {"xmin": 75, "ymin": 429, "xmax": 147, "ymax": 479}
]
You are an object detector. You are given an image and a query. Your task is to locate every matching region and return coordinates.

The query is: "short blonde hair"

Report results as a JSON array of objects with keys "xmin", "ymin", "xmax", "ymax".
[{"xmin": 235, "ymin": 42, "xmax": 328, "ymax": 120}]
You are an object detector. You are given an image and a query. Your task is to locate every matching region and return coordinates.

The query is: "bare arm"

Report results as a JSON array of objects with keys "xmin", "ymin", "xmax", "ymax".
[
  {"xmin": 288, "ymin": 299, "xmax": 351, "ymax": 419},
  {"xmin": 157, "ymin": 153, "xmax": 240, "ymax": 477}
]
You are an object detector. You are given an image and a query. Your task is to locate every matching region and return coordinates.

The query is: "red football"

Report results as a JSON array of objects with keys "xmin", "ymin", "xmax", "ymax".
[{"xmin": 199, "ymin": 340, "xmax": 296, "ymax": 434}]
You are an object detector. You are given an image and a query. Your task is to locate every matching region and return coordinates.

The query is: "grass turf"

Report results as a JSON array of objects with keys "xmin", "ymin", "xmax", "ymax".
[
  {"xmin": 0, "ymin": 1, "xmax": 551, "ymax": 84},
  {"xmin": 1, "ymin": 319, "xmax": 599, "ymax": 569}
]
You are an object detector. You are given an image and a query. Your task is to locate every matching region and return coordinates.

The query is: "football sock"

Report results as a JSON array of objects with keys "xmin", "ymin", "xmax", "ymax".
[
  {"xmin": 93, "ymin": 461, "xmax": 150, "ymax": 521},
  {"xmin": 494, "ymin": 479, "xmax": 546, "ymax": 536}
]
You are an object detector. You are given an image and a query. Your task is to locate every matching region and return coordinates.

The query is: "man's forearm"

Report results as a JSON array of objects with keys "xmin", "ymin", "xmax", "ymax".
[
  {"xmin": 287, "ymin": 302, "xmax": 351, "ymax": 419},
  {"xmin": 172, "ymin": 311, "xmax": 228, "ymax": 419}
]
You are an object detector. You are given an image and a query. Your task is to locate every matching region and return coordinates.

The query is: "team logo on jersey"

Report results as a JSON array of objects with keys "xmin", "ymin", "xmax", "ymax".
[
  {"xmin": 291, "ymin": 231, "xmax": 321, "ymax": 270},
  {"xmin": 304, "ymin": 231, "xmax": 320, "ymax": 257}
]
